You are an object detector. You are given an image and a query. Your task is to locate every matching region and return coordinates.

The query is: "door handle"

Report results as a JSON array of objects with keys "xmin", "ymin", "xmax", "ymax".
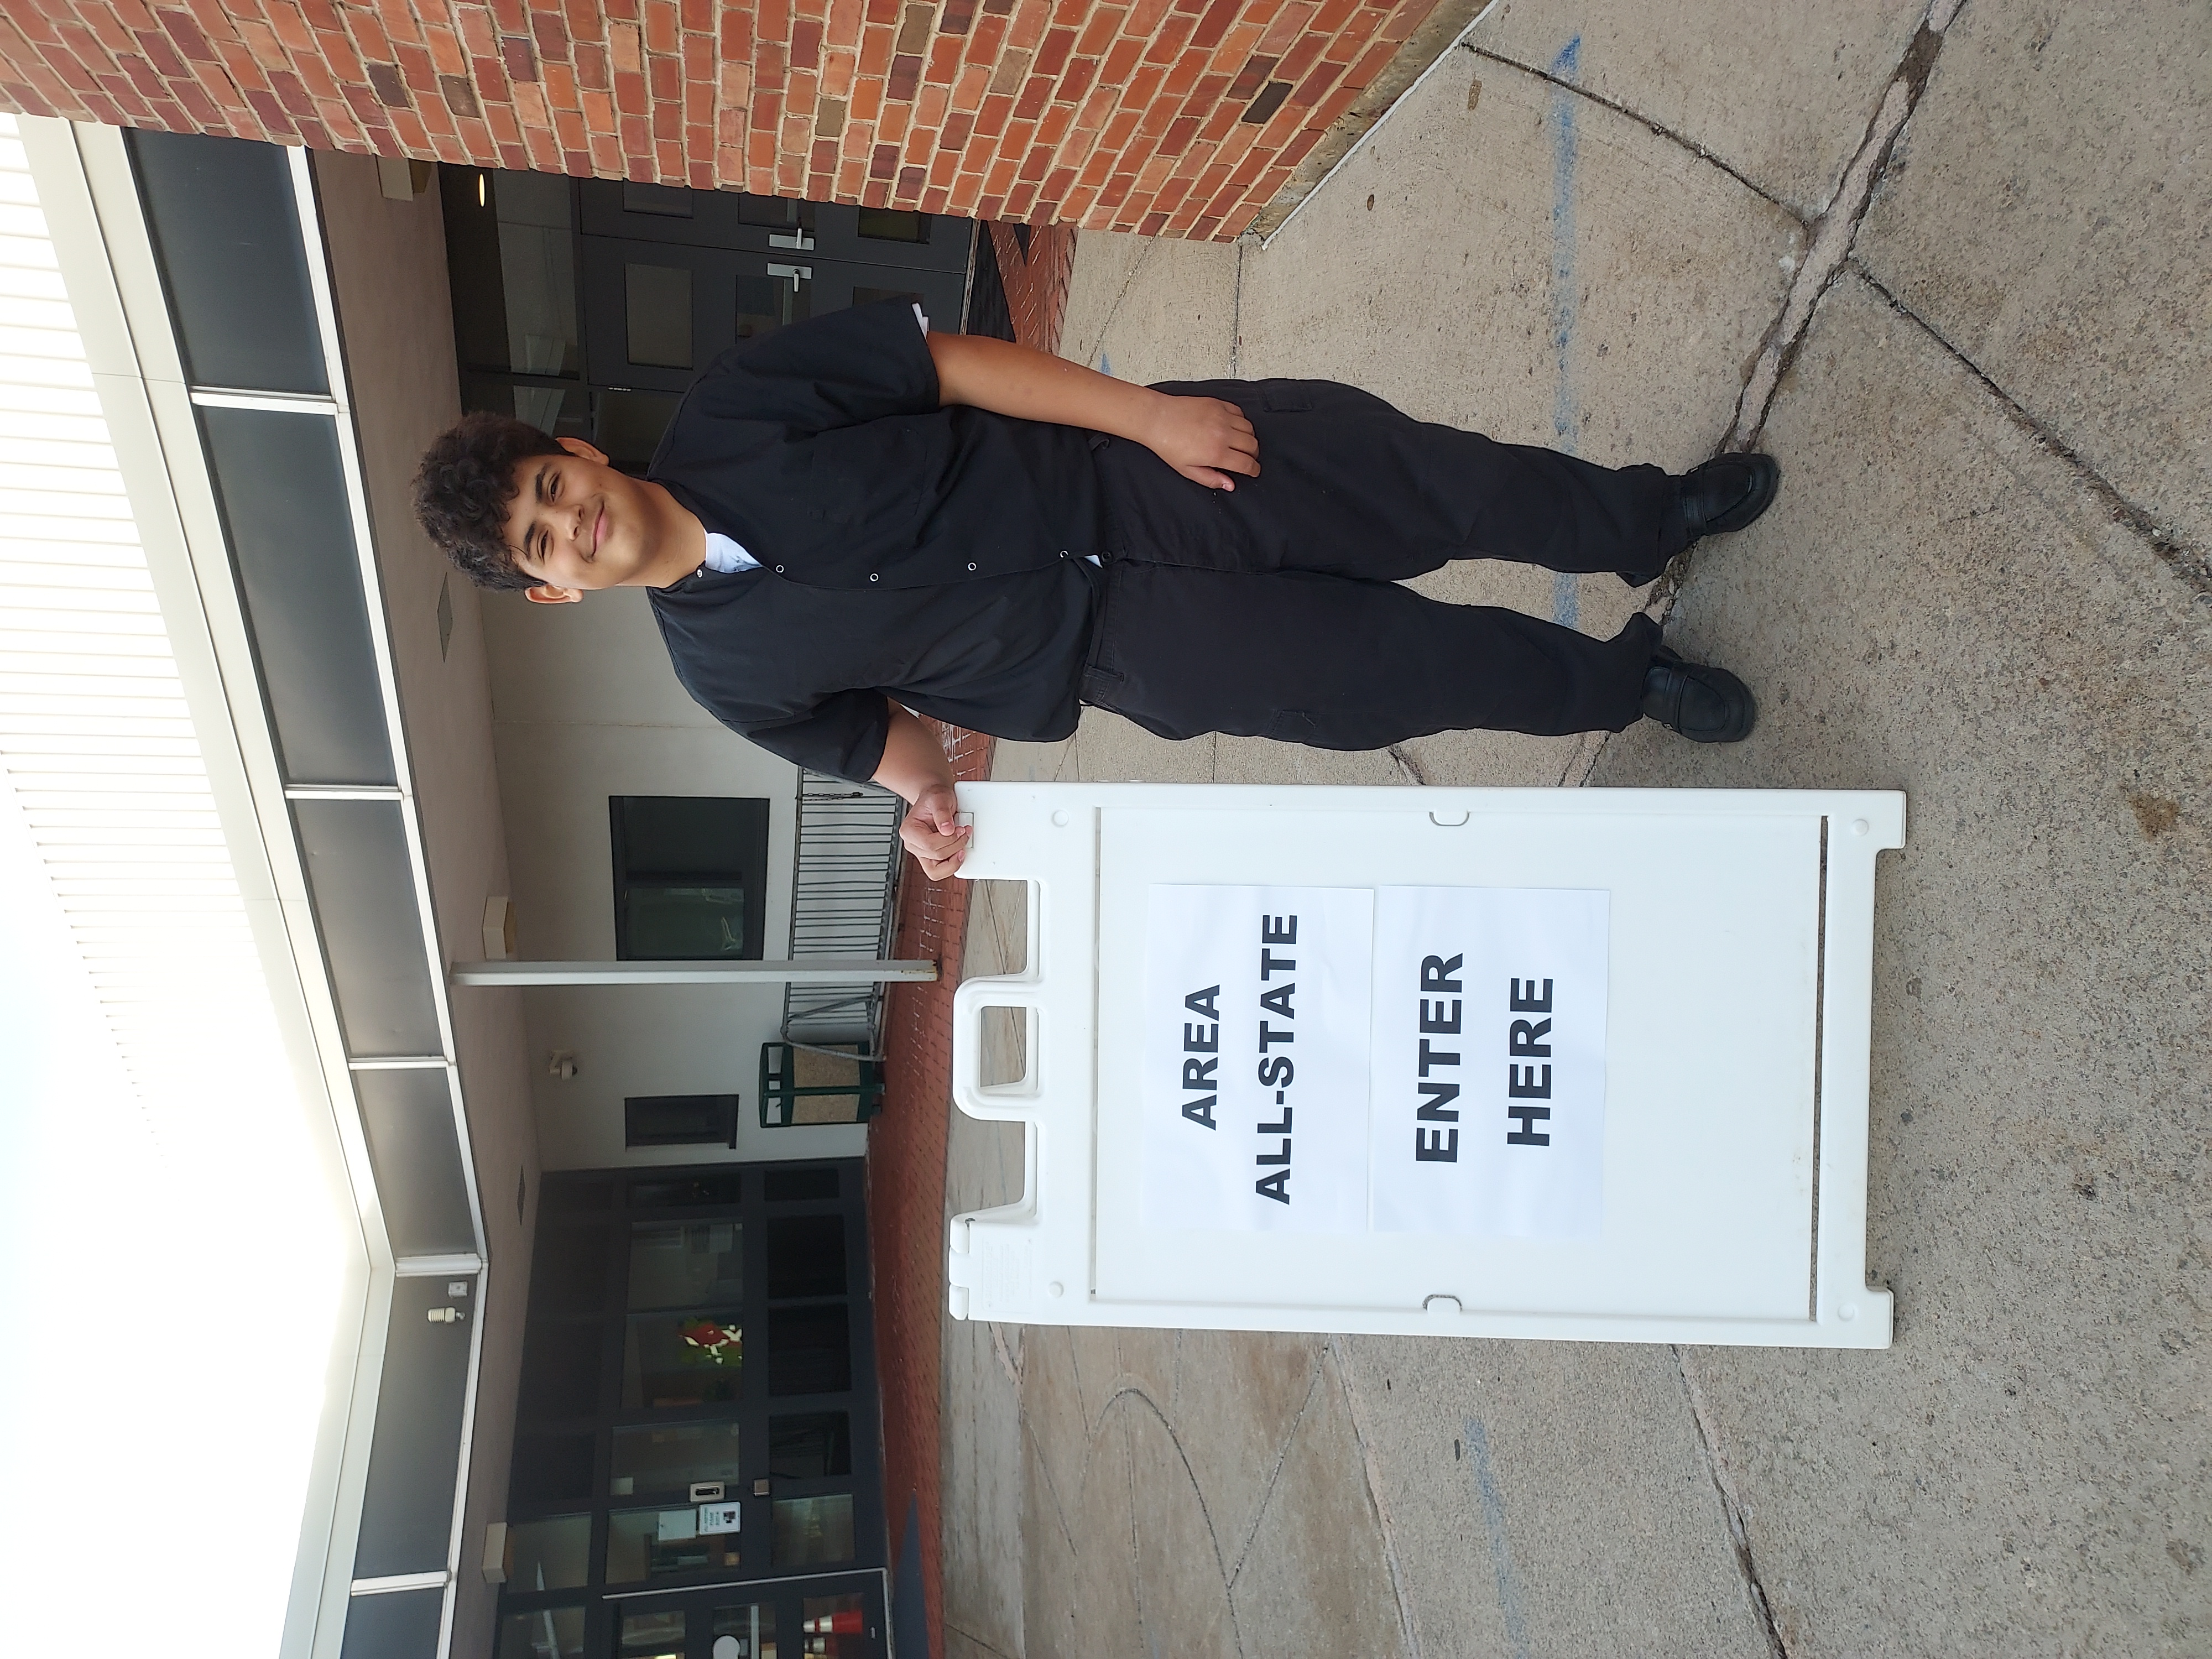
[
  {"xmin": 766, "ymin": 263, "xmax": 812, "ymax": 291},
  {"xmin": 769, "ymin": 229, "xmax": 816, "ymax": 251}
]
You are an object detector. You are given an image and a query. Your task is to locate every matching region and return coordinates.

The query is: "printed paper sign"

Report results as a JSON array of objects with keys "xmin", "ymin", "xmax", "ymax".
[
  {"xmin": 1141, "ymin": 884, "xmax": 1609, "ymax": 1240},
  {"xmin": 1368, "ymin": 887, "xmax": 1609, "ymax": 1239},
  {"xmin": 1141, "ymin": 885, "xmax": 1374, "ymax": 1232}
]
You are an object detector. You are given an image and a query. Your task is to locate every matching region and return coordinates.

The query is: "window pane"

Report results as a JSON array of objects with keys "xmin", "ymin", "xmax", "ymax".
[
  {"xmin": 735, "ymin": 272, "xmax": 808, "ymax": 341},
  {"xmin": 542, "ymin": 1176, "xmax": 614, "ymax": 1214},
  {"xmin": 856, "ymin": 207, "xmax": 930, "ymax": 243},
  {"xmin": 129, "ymin": 131, "xmax": 328, "ymax": 394},
  {"xmin": 629, "ymin": 1220, "xmax": 743, "ymax": 1308},
  {"xmin": 797, "ymin": 1594, "xmax": 869, "ymax": 1657},
  {"xmin": 607, "ymin": 1505, "xmax": 742, "ymax": 1582},
  {"xmin": 765, "ymin": 1213, "xmax": 847, "ymax": 1300},
  {"xmin": 738, "ymin": 195, "xmax": 816, "ymax": 230},
  {"xmin": 292, "ymin": 799, "xmax": 441, "ymax": 1056},
  {"xmin": 593, "ymin": 388, "xmax": 683, "ymax": 473},
  {"xmin": 615, "ymin": 796, "xmax": 770, "ymax": 878},
  {"xmin": 763, "ymin": 1167, "xmax": 839, "ymax": 1203},
  {"xmin": 766, "ymin": 1304, "xmax": 849, "ymax": 1396},
  {"xmin": 773, "ymin": 1494, "xmax": 855, "ymax": 1567},
  {"xmin": 711, "ymin": 1603, "xmax": 779, "ymax": 1659},
  {"xmin": 630, "ymin": 1173, "xmax": 744, "ymax": 1208},
  {"xmin": 443, "ymin": 167, "xmax": 580, "ymax": 383},
  {"xmin": 625, "ymin": 1093, "xmax": 738, "ymax": 1148},
  {"xmin": 769, "ymin": 1412, "xmax": 851, "ymax": 1479},
  {"xmin": 356, "ymin": 1067, "xmax": 475, "ymax": 1256},
  {"xmin": 623, "ymin": 181, "xmax": 695, "ymax": 217},
  {"xmin": 353, "ymin": 1279, "xmax": 474, "ymax": 1577},
  {"xmin": 512, "ymin": 382, "xmax": 589, "ymax": 439},
  {"xmin": 340, "ymin": 1587, "xmax": 444, "ymax": 1659},
  {"xmin": 624, "ymin": 885, "xmax": 748, "ymax": 958},
  {"xmin": 507, "ymin": 1514, "xmax": 591, "ymax": 1592},
  {"xmin": 625, "ymin": 263, "xmax": 693, "ymax": 368},
  {"xmin": 625, "ymin": 1311, "xmax": 743, "ymax": 1407},
  {"xmin": 611, "ymin": 1421, "xmax": 744, "ymax": 1499},
  {"xmin": 618, "ymin": 1609, "xmax": 685, "ymax": 1658},
  {"xmin": 613, "ymin": 796, "xmax": 770, "ymax": 961},
  {"xmin": 498, "ymin": 1606, "xmax": 586, "ymax": 1659},
  {"xmin": 199, "ymin": 405, "xmax": 392, "ymax": 784},
  {"xmin": 499, "ymin": 225, "xmax": 578, "ymax": 375}
]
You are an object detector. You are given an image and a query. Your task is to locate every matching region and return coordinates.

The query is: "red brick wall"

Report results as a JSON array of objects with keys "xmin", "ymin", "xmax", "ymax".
[
  {"xmin": 988, "ymin": 218, "xmax": 1074, "ymax": 347},
  {"xmin": 864, "ymin": 718, "xmax": 993, "ymax": 1659},
  {"xmin": 0, "ymin": 0, "xmax": 1446, "ymax": 238}
]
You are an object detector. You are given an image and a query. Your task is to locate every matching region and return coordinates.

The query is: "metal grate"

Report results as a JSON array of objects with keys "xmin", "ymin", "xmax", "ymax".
[{"xmin": 780, "ymin": 770, "xmax": 906, "ymax": 1058}]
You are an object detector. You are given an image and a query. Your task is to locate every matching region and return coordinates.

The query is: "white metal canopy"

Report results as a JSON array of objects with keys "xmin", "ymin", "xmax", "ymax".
[{"xmin": 946, "ymin": 781, "xmax": 1904, "ymax": 1349}]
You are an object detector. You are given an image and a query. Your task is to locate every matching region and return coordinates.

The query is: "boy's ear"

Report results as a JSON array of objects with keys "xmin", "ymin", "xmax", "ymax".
[
  {"xmin": 523, "ymin": 584, "xmax": 585, "ymax": 606},
  {"xmin": 555, "ymin": 435, "xmax": 610, "ymax": 465}
]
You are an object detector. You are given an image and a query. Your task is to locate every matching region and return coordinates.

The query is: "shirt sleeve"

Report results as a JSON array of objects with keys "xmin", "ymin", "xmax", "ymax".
[
  {"xmin": 720, "ymin": 688, "xmax": 894, "ymax": 784},
  {"xmin": 685, "ymin": 297, "xmax": 941, "ymax": 435}
]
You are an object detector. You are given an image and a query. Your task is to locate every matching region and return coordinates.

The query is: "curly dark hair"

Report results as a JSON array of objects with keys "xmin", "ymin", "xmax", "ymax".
[{"xmin": 413, "ymin": 410, "xmax": 567, "ymax": 589}]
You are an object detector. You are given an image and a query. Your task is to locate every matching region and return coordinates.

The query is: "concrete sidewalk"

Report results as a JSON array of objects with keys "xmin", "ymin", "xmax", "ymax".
[{"xmin": 939, "ymin": 3, "xmax": 2210, "ymax": 1654}]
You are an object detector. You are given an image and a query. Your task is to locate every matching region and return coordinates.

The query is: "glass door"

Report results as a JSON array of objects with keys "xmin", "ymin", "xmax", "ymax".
[{"xmin": 495, "ymin": 1165, "xmax": 885, "ymax": 1659}]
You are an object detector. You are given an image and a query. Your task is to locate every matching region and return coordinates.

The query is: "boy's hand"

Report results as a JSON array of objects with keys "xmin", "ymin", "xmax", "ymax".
[
  {"xmin": 900, "ymin": 781, "xmax": 971, "ymax": 881},
  {"xmin": 1144, "ymin": 393, "xmax": 1261, "ymax": 491}
]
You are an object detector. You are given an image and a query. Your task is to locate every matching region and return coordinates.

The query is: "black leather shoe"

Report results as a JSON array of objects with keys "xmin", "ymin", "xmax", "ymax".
[
  {"xmin": 1642, "ymin": 646, "xmax": 1757, "ymax": 742},
  {"xmin": 1674, "ymin": 452, "xmax": 1780, "ymax": 543}
]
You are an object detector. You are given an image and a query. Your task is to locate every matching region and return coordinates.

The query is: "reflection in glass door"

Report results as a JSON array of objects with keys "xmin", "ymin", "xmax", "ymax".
[{"xmin": 605, "ymin": 1569, "xmax": 888, "ymax": 1659}]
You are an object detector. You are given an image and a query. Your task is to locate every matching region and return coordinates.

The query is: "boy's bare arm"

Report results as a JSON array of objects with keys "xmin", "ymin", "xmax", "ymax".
[
  {"xmin": 927, "ymin": 331, "xmax": 1260, "ymax": 491},
  {"xmin": 874, "ymin": 700, "xmax": 971, "ymax": 879}
]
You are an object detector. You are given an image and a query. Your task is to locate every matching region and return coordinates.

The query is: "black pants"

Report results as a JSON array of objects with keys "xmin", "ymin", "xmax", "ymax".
[{"xmin": 1081, "ymin": 379, "xmax": 1677, "ymax": 748}]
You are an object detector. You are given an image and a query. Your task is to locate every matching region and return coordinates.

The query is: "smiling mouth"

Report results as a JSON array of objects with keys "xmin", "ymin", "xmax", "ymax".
[{"xmin": 591, "ymin": 506, "xmax": 604, "ymax": 555}]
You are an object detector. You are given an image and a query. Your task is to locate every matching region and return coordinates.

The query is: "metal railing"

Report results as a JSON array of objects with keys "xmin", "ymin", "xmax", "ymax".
[{"xmin": 781, "ymin": 771, "xmax": 907, "ymax": 1059}]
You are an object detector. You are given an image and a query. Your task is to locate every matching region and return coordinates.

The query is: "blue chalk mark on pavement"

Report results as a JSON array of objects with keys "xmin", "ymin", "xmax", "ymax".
[
  {"xmin": 1547, "ymin": 35, "xmax": 1583, "ymax": 632},
  {"xmin": 1098, "ymin": 350, "xmax": 1113, "ymax": 377},
  {"xmin": 1465, "ymin": 1415, "xmax": 1534, "ymax": 1659}
]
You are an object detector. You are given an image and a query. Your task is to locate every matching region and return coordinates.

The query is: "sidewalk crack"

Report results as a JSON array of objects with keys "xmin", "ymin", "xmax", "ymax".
[
  {"xmin": 1225, "ymin": 1352, "xmax": 1327, "ymax": 1590},
  {"xmin": 1674, "ymin": 1346, "xmax": 1791, "ymax": 1659},
  {"xmin": 1852, "ymin": 263, "xmax": 2212, "ymax": 595},
  {"xmin": 1726, "ymin": 15, "xmax": 1952, "ymax": 450}
]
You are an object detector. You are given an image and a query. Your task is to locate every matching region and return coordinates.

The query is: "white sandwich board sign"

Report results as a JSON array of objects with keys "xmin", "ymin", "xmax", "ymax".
[{"xmin": 946, "ymin": 784, "xmax": 1904, "ymax": 1349}]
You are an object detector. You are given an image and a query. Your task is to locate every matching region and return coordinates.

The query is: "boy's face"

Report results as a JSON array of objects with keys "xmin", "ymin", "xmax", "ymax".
[{"xmin": 505, "ymin": 437, "xmax": 680, "ymax": 601}]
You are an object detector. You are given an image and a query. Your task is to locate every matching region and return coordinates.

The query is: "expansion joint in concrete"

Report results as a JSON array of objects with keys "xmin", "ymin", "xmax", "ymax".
[
  {"xmin": 1728, "ymin": 18, "xmax": 1952, "ymax": 450},
  {"xmin": 1464, "ymin": 46, "xmax": 1800, "ymax": 220},
  {"xmin": 1851, "ymin": 263, "xmax": 2212, "ymax": 596},
  {"xmin": 1673, "ymin": 1347, "xmax": 1793, "ymax": 1659},
  {"xmin": 1326, "ymin": 1339, "xmax": 1425, "ymax": 1659},
  {"xmin": 1229, "ymin": 239, "xmax": 1246, "ymax": 378}
]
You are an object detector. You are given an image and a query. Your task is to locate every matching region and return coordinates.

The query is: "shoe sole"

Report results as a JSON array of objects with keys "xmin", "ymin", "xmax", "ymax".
[{"xmin": 1700, "ymin": 453, "xmax": 1780, "ymax": 536}]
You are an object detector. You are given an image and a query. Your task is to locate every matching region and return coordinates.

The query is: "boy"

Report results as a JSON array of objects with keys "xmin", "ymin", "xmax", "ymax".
[{"xmin": 415, "ymin": 300, "xmax": 1776, "ymax": 881}]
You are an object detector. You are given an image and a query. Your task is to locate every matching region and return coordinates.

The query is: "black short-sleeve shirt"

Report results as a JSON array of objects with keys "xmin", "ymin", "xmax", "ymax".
[{"xmin": 645, "ymin": 301, "xmax": 1107, "ymax": 781}]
